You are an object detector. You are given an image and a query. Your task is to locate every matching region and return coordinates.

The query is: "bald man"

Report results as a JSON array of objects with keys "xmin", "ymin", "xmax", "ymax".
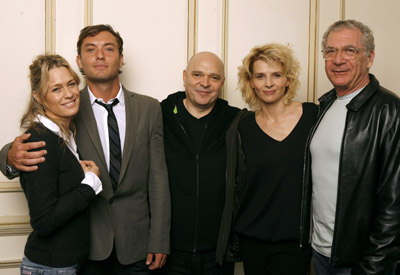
[{"xmin": 160, "ymin": 52, "xmax": 240, "ymax": 274}]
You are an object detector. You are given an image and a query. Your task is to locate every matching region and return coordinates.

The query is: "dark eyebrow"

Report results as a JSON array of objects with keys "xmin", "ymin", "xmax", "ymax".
[
  {"xmin": 191, "ymin": 71, "xmax": 222, "ymax": 77},
  {"xmin": 83, "ymin": 42, "xmax": 117, "ymax": 48},
  {"xmin": 326, "ymin": 45, "xmax": 358, "ymax": 49},
  {"xmin": 83, "ymin": 43, "xmax": 96, "ymax": 48},
  {"xmin": 104, "ymin": 42, "xmax": 117, "ymax": 47}
]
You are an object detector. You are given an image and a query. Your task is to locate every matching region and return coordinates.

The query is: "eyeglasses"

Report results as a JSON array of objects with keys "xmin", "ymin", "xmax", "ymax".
[{"xmin": 322, "ymin": 46, "xmax": 365, "ymax": 60}]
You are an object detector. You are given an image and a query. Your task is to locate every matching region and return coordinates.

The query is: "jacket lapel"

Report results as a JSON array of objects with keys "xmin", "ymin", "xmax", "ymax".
[
  {"xmin": 77, "ymin": 88, "xmax": 108, "ymax": 171},
  {"xmin": 119, "ymin": 87, "xmax": 138, "ymax": 184}
]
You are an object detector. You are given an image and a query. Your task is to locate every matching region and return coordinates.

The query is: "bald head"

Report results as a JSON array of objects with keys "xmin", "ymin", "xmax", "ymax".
[
  {"xmin": 186, "ymin": 51, "xmax": 225, "ymax": 78},
  {"xmin": 182, "ymin": 51, "xmax": 225, "ymax": 118}
]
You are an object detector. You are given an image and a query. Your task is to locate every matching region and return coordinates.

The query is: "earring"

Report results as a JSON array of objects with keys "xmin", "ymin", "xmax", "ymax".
[{"xmin": 41, "ymin": 105, "xmax": 45, "ymax": 111}]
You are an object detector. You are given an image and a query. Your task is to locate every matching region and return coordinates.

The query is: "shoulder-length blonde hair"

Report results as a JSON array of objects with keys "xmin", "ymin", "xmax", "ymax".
[
  {"xmin": 238, "ymin": 43, "xmax": 300, "ymax": 110},
  {"xmin": 21, "ymin": 54, "xmax": 80, "ymax": 138}
]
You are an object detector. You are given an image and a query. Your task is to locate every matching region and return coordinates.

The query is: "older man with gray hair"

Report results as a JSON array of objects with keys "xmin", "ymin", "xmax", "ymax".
[{"xmin": 300, "ymin": 19, "xmax": 400, "ymax": 274}]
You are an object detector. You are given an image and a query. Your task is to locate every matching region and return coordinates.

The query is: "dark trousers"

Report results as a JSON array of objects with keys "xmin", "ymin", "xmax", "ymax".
[
  {"xmin": 313, "ymin": 249, "xmax": 396, "ymax": 275},
  {"xmin": 157, "ymin": 249, "xmax": 234, "ymax": 275},
  {"xmin": 238, "ymin": 234, "xmax": 311, "ymax": 275},
  {"xmin": 312, "ymin": 249, "xmax": 352, "ymax": 275},
  {"xmin": 78, "ymin": 247, "xmax": 151, "ymax": 275}
]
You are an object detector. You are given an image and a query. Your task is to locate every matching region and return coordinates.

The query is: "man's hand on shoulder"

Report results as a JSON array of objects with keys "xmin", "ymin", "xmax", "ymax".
[{"xmin": 8, "ymin": 133, "xmax": 47, "ymax": 172}]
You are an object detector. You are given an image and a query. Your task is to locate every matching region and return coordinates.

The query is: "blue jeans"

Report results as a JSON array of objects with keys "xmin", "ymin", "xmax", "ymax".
[
  {"xmin": 312, "ymin": 249, "xmax": 396, "ymax": 275},
  {"xmin": 312, "ymin": 250, "xmax": 352, "ymax": 275},
  {"xmin": 20, "ymin": 256, "xmax": 77, "ymax": 275}
]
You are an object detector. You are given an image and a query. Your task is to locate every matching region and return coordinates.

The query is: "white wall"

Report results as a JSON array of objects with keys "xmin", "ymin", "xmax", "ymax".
[
  {"xmin": 1, "ymin": 0, "xmax": 399, "ymax": 273},
  {"xmin": 0, "ymin": 2, "xmax": 44, "ymax": 271},
  {"xmin": 92, "ymin": 0, "xmax": 189, "ymax": 100},
  {"xmin": 225, "ymin": 0, "xmax": 312, "ymax": 108}
]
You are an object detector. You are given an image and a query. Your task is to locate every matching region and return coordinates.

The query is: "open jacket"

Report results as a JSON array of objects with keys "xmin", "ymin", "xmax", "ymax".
[
  {"xmin": 300, "ymin": 74, "xmax": 400, "ymax": 274},
  {"xmin": 161, "ymin": 91, "xmax": 239, "ymax": 254},
  {"xmin": 216, "ymin": 109, "xmax": 248, "ymax": 264}
]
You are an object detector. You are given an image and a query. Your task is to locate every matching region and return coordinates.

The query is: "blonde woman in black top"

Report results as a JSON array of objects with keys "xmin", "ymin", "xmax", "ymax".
[
  {"xmin": 221, "ymin": 43, "xmax": 317, "ymax": 275},
  {"xmin": 19, "ymin": 55, "xmax": 102, "ymax": 275}
]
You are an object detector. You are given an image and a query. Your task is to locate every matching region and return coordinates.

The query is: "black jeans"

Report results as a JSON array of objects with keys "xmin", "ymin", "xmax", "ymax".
[
  {"xmin": 159, "ymin": 249, "xmax": 233, "ymax": 275},
  {"xmin": 238, "ymin": 234, "xmax": 311, "ymax": 275}
]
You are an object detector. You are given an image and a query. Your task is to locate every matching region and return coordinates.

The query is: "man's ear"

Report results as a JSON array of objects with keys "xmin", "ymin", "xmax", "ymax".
[
  {"xmin": 367, "ymin": 50, "xmax": 375, "ymax": 69},
  {"xmin": 183, "ymin": 70, "xmax": 187, "ymax": 87},
  {"xmin": 119, "ymin": 54, "xmax": 124, "ymax": 68},
  {"xmin": 76, "ymin": 55, "xmax": 82, "ymax": 70}
]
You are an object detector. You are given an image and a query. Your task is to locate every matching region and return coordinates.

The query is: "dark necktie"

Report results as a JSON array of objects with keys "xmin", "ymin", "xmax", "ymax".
[{"xmin": 95, "ymin": 99, "xmax": 121, "ymax": 192}]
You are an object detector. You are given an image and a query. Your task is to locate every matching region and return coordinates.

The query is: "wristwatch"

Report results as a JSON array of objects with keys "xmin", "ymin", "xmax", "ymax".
[{"xmin": 6, "ymin": 164, "xmax": 18, "ymax": 175}]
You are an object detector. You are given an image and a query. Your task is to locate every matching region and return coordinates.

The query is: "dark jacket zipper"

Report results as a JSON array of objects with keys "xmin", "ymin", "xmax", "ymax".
[{"xmin": 174, "ymin": 113, "xmax": 209, "ymax": 254}]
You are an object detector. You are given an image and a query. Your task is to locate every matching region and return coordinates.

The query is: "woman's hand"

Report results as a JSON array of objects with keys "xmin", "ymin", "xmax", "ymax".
[{"xmin": 80, "ymin": 160, "xmax": 100, "ymax": 177}]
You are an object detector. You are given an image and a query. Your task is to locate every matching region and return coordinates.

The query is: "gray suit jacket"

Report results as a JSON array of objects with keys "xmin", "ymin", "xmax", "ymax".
[{"xmin": 0, "ymin": 86, "xmax": 171, "ymax": 265}]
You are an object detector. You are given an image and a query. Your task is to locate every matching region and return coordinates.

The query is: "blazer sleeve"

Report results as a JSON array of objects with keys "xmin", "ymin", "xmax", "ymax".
[
  {"xmin": 146, "ymin": 102, "xmax": 171, "ymax": 254},
  {"xmin": 22, "ymin": 130, "xmax": 96, "ymax": 237},
  {"xmin": 0, "ymin": 142, "xmax": 18, "ymax": 179}
]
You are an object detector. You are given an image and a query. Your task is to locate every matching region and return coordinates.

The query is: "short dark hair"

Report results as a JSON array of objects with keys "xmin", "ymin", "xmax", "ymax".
[{"xmin": 77, "ymin": 24, "xmax": 124, "ymax": 56}]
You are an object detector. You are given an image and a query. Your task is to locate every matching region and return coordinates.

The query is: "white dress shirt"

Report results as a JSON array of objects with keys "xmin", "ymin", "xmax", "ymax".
[{"xmin": 87, "ymin": 84, "xmax": 126, "ymax": 172}]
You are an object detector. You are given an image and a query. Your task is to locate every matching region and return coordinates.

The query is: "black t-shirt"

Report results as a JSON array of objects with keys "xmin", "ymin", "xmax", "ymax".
[
  {"xmin": 176, "ymin": 99, "xmax": 210, "ymax": 153},
  {"xmin": 234, "ymin": 103, "xmax": 318, "ymax": 242}
]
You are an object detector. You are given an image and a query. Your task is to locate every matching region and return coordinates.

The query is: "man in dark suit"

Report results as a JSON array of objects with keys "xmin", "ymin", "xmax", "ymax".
[{"xmin": 0, "ymin": 24, "xmax": 170, "ymax": 275}]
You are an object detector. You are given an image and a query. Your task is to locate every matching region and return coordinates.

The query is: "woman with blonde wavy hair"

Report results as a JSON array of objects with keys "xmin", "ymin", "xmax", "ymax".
[
  {"xmin": 19, "ymin": 55, "xmax": 102, "ymax": 275},
  {"xmin": 221, "ymin": 43, "xmax": 318, "ymax": 274}
]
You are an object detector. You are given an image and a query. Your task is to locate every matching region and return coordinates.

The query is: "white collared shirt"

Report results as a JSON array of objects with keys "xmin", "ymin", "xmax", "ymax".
[
  {"xmin": 88, "ymin": 84, "xmax": 126, "ymax": 171},
  {"xmin": 35, "ymin": 115, "xmax": 79, "ymax": 160}
]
